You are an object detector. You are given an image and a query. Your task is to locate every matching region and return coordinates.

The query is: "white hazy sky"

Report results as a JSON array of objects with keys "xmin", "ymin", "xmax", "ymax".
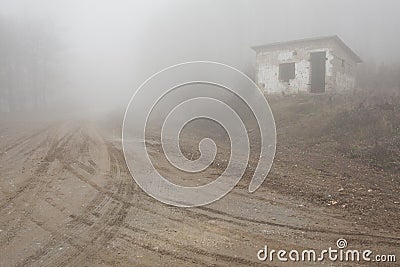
[{"xmin": 1, "ymin": 0, "xmax": 399, "ymax": 109}]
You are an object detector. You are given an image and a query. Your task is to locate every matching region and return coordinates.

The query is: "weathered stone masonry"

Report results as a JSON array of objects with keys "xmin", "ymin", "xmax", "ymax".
[{"xmin": 252, "ymin": 36, "xmax": 362, "ymax": 94}]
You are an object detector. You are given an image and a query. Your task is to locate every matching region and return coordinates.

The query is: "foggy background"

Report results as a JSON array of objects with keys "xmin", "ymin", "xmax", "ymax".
[{"xmin": 1, "ymin": 0, "xmax": 399, "ymax": 113}]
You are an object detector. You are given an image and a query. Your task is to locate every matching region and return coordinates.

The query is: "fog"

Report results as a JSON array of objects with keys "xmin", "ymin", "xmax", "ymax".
[{"xmin": 1, "ymin": 0, "xmax": 400, "ymax": 113}]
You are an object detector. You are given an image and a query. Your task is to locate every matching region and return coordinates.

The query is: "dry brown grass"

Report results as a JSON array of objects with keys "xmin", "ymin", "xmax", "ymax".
[{"xmin": 268, "ymin": 88, "xmax": 400, "ymax": 171}]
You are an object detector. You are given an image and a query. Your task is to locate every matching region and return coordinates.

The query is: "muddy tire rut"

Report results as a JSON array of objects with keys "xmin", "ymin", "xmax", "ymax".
[{"xmin": 0, "ymin": 119, "xmax": 399, "ymax": 266}]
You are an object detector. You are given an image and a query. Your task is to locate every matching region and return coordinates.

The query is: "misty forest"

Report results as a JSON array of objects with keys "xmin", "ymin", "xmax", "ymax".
[{"xmin": 0, "ymin": 19, "xmax": 62, "ymax": 111}]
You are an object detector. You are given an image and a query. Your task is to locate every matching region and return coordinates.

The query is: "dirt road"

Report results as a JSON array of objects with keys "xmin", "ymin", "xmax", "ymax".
[{"xmin": 0, "ymin": 114, "xmax": 399, "ymax": 266}]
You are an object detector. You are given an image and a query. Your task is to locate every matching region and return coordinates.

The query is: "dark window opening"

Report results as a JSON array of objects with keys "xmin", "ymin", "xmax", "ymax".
[{"xmin": 279, "ymin": 63, "xmax": 295, "ymax": 82}]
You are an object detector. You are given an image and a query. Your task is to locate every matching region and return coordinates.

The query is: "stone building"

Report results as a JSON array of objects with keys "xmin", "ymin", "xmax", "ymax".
[{"xmin": 252, "ymin": 36, "xmax": 362, "ymax": 94}]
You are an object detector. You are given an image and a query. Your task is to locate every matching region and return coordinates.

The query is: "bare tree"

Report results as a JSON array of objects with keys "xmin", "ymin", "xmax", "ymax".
[{"xmin": 0, "ymin": 17, "xmax": 62, "ymax": 112}]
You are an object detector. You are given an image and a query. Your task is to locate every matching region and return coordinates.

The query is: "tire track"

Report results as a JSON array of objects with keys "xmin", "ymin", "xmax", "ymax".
[
  {"xmin": 0, "ymin": 124, "xmax": 76, "ymax": 211},
  {"xmin": 0, "ymin": 124, "xmax": 79, "ymax": 250},
  {"xmin": 3, "ymin": 119, "xmax": 399, "ymax": 267},
  {"xmin": 19, "ymin": 126, "xmax": 135, "ymax": 267},
  {"xmin": 118, "ymin": 224, "xmax": 259, "ymax": 266}
]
